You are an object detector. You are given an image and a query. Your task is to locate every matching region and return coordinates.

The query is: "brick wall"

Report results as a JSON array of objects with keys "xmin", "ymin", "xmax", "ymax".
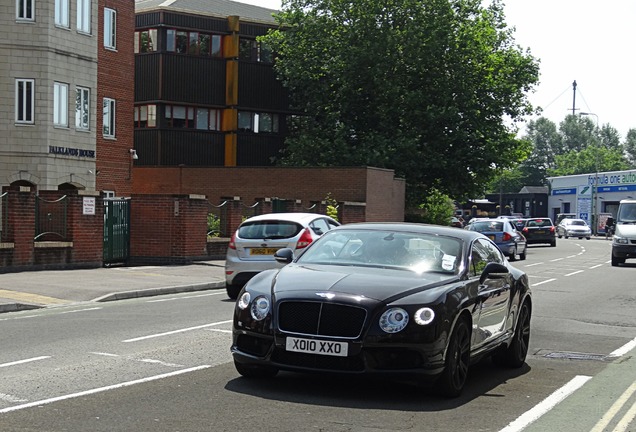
[
  {"xmin": 129, "ymin": 194, "xmax": 209, "ymax": 265},
  {"xmin": 132, "ymin": 166, "xmax": 406, "ymax": 222},
  {"xmin": 97, "ymin": 0, "xmax": 136, "ymax": 197}
]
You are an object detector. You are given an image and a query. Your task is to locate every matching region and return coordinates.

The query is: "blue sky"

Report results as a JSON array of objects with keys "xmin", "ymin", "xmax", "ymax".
[{"xmin": 238, "ymin": 0, "xmax": 636, "ymax": 140}]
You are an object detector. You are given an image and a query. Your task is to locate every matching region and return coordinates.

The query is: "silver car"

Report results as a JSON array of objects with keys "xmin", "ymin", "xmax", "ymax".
[
  {"xmin": 224, "ymin": 212, "xmax": 340, "ymax": 299},
  {"xmin": 557, "ymin": 218, "xmax": 591, "ymax": 239}
]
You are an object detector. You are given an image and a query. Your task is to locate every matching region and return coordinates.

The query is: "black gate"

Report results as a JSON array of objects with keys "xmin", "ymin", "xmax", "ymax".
[{"xmin": 103, "ymin": 199, "xmax": 130, "ymax": 265}]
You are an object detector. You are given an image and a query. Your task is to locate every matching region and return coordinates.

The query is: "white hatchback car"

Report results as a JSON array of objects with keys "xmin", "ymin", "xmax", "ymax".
[{"xmin": 224, "ymin": 212, "xmax": 340, "ymax": 299}]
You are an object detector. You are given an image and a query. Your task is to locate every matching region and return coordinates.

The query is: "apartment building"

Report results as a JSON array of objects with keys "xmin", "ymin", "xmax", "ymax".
[{"xmin": 1, "ymin": 0, "xmax": 133, "ymax": 196}]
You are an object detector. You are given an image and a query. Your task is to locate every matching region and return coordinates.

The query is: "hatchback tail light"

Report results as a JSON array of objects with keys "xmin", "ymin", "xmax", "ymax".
[
  {"xmin": 295, "ymin": 228, "xmax": 313, "ymax": 249},
  {"xmin": 502, "ymin": 232, "xmax": 512, "ymax": 242},
  {"xmin": 549, "ymin": 226, "xmax": 555, "ymax": 232},
  {"xmin": 522, "ymin": 227, "xmax": 528, "ymax": 233},
  {"xmin": 228, "ymin": 232, "xmax": 237, "ymax": 250}
]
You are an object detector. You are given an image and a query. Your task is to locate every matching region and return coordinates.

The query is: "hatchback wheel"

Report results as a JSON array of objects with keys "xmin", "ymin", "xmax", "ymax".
[
  {"xmin": 226, "ymin": 283, "xmax": 242, "ymax": 300},
  {"xmin": 436, "ymin": 318, "xmax": 470, "ymax": 398}
]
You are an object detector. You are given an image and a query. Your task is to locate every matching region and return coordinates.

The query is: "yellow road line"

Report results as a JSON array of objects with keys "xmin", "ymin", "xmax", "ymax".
[{"xmin": 0, "ymin": 289, "xmax": 70, "ymax": 305}]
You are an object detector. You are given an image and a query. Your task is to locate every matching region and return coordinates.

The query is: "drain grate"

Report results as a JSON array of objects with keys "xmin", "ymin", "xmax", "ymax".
[{"xmin": 543, "ymin": 351, "xmax": 611, "ymax": 362}]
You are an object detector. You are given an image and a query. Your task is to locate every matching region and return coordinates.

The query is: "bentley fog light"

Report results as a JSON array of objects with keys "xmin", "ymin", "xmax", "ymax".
[
  {"xmin": 414, "ymin": 307, "xmax": 435, "ymax": 325},
  {"xmin": 237, "ymin": 292, "xmax": 251, "ymax": 310},
  {"xmin": 379, "ymin": 308, "xmax": 409, "ymax": 333},
  {"xmin": 250, "ymin": 296, "xmax": 270, "ymax": 321}
]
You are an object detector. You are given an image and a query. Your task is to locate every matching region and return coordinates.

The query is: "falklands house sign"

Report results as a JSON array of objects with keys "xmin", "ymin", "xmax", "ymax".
[{"xmin": 49, "ymin": 146, "xmax": 96, "ymax": 158}]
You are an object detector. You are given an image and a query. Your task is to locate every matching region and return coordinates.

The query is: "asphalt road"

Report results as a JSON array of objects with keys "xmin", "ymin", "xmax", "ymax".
[{"xmin": 0, "ymin": 238, "xmax": 634, "ymax": 432}]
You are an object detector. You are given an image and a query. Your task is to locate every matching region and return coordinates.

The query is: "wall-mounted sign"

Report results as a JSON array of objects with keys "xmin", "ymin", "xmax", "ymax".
[
  {"xmin": 49, "ymin": 146, "xmax": 96, "ymax": 158},
  {"xmin": 83, "ymin": 197, "xmax": 96, "ymax": 215}
]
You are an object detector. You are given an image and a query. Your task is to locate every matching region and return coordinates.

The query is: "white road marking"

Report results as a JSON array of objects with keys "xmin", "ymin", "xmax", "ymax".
[
  {"xmin": 0, "ymin": 393, "xmax": 28, "ymax": 403},
  {"xmin": 0, "ymin": 356, "xmax": 51, "ymax": 368},
  {"xmin": 590, "ymin": 264, "xmax": 604, "ymax": 269},
  {"xmin": 122, "ymin": 319, "xmax": 233, "ymax": 342},
  {"xmin": 590, "ymin": 381, "xmax": 636, "ymax": 432},
  {"xmin": 498, "ymin": 375, "xmax": 592, "ymax": 432},
  {"xmin": 565, "ymin": 270, "xmax": 584, "ymax": 277},
  {"xmin": 609, "ymin": 337, "xmax": 636, "ymax": 358},
  {"xmin": 89, "ymin": 352, "xmax": 183, "ymax": 367},
  {"xmin": 567, "ymin": 255, "xmax": 578, "ymax": 258},
  {"xmin": 0, "ymin": 365, "xmax": 211, "ymax": 414},
  {"xmin": 531, "ymin": 278, "xmax": 557, "ymax": 287},
  {"xmin": 208, "ymin": 329, "xmax": 232, "ymax": 334},
  {"xmin": 524, "ymin": 263, "xmax": 544, "ymax": 267},
  {"xmin": 550, "ymin": 258, "xmax": 564, "ymax": 262}
]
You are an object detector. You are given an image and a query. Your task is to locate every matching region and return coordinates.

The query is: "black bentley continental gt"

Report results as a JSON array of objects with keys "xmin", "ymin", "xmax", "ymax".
[{"xmin": 231, "ymin": 223, "xmax": 532, "ymax": 397}]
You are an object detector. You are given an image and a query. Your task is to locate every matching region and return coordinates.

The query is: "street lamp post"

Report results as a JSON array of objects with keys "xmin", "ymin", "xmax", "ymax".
[{"xmin": 580, "ymin": 112, "xmax": 600, "ymax": 235}]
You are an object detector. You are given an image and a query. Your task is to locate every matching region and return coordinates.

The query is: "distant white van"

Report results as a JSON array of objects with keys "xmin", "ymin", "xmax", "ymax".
[{"xmin": 611, "ymin": 199, "xmax": 636, "ymax": 266}]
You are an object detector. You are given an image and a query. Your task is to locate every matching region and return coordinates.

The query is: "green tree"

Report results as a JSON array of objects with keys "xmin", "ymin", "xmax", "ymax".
[
  {"xmin": 517, "ymin": 117, "xmax": 562, "ymax": 186},
  {"xmin": 624, "ymin": 129, "xmax": 636, "ymax": 167},
  {"xmin": 264, "ymin": 0, "xmax": 540, "ymax": 205},
  {"xmin": 548, "ymin": 145, "xmax": 630, "ymax": 177},
  {"xmin": 417, "ymin": 188, "xmax": 456, "ymax": 226}
]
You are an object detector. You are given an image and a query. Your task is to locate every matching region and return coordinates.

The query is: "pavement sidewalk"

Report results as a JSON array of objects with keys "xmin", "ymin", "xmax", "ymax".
[{"xmin": 0, "ymin": 260, "xmax": 227, "ymax": 314}]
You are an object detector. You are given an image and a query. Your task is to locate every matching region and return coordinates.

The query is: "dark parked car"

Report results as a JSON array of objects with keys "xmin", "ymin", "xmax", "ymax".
[
  {"xmin": 231, "ymin": 223, "xmax": 532, "ymax": 398},
  {"xmin": 521, "ymin": 218, "xmax": 557, "ymax": 246},
  {"xmin": 465, "ymin": 219, "xmax": 527, "ymax": 261}
]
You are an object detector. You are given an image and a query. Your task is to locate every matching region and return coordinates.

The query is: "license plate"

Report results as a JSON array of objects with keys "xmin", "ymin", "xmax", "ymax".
[
  {"xmin": 534, "ymin": 230, "xmax": 545, "ymax": 234},
  {"xmin": 249, "ymin": 248, "xmax": 279, "ymax": 255},
  {"xmin": 286, "ymin": 337, "xmax": 348, "ymax": 357}
]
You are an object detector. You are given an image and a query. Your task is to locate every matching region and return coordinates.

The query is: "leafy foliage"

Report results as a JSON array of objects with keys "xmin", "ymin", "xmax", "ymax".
[
  {"xmin": 324, "ymin": 192, "xmax": 339, "ymax": 221},
  {"xmin": 264, "ymin": 0, "xmax": 540, "ymax": 206},
  {"xmin": 416, "ymin": 188, "xmax": 456, "ymax": 225}
]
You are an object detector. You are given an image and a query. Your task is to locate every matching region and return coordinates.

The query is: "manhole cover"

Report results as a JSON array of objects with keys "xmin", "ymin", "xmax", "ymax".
[{"xmin": 543, "ymin": 351, "xmax": 610, "ymax": 362}]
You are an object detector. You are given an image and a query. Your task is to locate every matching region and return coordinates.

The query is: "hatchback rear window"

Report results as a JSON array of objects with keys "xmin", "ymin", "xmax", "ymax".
[
  {"xmin": 472, "ymin": 221, "xmax": 503, "ymax": 232},
  {"xmin": 237, "ymin": 221, "xmax": 302, "ymax": 239},
  {"xmin": 527, "ymin": 219, "xmax": 552, "ymax": 227}
]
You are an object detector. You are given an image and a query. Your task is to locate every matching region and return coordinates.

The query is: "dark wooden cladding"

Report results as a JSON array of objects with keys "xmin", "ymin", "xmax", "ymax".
[
  {"xmin": 237, "ymin": 134, "xmax": 285, "ymax": 166},
  {"xmin": 162, "ymin": 12, "xmax": 228, "ymax": 33},
  {"xmin": 136, "ymin": 12, "xmax": 161, "ymax": 28},
  {"xmin": 135, "ymin": 130, "xmax": 225, "ymax": 166},
  {"xmin": 238, "ymin": 62, "xmax": 289, "ymax": 111},
  {"xmin": 135, "ymin": 54, "xmax": 160, "ymax": 102},
  {"xmin": 161, "ymin": 54, "xmax": 226, "ymax": 105},
  {"xmin": 240, "ymin": 22, "xmax": 275, "ymax": 37}
]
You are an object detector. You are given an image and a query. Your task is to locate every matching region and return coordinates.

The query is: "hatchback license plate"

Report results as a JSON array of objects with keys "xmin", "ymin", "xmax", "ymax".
[
  {"xmin": 534, "ymin": 230, "xmax": 545, "ymax": 234},
  {"xmin": 250, "ymin": 248, "xmax": 279, "ymax": 255},
  {"xmin": 286, "ymin": 337, "xmax": 348, "ymax": 357}
]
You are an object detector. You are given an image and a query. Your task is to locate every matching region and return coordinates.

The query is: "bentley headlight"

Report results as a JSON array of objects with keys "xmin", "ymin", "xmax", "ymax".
[
  {"xmin": 250, "ymin": 295, "xmax": 270, "ymax": 321},
  {"xmin": 414, "ymin": 307, "xmax": 435, "ymax": 325},
  {"xmin": 379, "ymin": 308, "xmax": 409, "ymax": 333},
  {"xmin": 237, "ymin": 292, "xmax": 251, "ymax": 310}
]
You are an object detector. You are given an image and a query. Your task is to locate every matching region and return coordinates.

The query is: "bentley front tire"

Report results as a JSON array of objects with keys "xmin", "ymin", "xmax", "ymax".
[{"xmin": 436, "ymin": 318, "xmax": 470, "ymax": 398}]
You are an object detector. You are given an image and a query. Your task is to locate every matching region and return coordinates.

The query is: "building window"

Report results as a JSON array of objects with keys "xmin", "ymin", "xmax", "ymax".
[
  {"xmin": 195, "ymin": 108, "xmax": 221, "ymax": 130},
  {"xmin": 165, "ymin": 105, "xmax": 192, "ymax": 128},
  {"xmin": 53, "ymin": 82, "xmax": 68, "ymax": 127},
  {"xmin": 17, "ymin": 0, "xmax": 34, "ymax": 20},
  {"xmin": 134, "ymin": 105, "xmax": 157, "ymax": 128},
  {"xmin": 238, "ymin": 111, "xmax": 279, "ymax": 133},
  {"xmin": 77, "ymin": 0, "xmax": 90, "ymax": 33},
  {"xmin": 164, "ymin": 105, "xmax": 220, "ymax": 130},
  {"xmin": 75, "ymin": 87, "xmax": 90, "ymax": 130},
  {"xmin": 104, "ymin": 8, "xmax": 116, "ymax": 49},
  {"xmin": 15, "ymin": 79, "xmax": 34, "ymax": 124},
  {"xmin": 103, "ymin": 98, "xmax": 115, "ymax": 137},
  {"xmin": 166, "ymin": 29, "xmax": 222, "ymax": 57},
  {"xmin": 55, "ymin": 0, "xmax": 69, "ymax": 27},
  {"xmin": 239, "ymin": 39, "xmax": 273, "ymax": 63},
  {"xmin": 134, "ymin": 29, "xmax": 157, "ymax": 53}
]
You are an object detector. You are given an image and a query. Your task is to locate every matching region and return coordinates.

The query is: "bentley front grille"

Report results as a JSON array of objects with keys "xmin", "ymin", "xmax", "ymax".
[{"xmin": 277, "ymin": 301, "xmax": 367, "ymax": 338}]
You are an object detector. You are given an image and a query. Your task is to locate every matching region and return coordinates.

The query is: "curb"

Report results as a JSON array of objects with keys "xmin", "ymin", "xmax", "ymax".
[
  {"xmin": 0, "ymin": 303, "xmax": 43, "ymax": 314},
  {"xmin": 93, "ymin": 281, "xmax": 226, "ymax": 302}
]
